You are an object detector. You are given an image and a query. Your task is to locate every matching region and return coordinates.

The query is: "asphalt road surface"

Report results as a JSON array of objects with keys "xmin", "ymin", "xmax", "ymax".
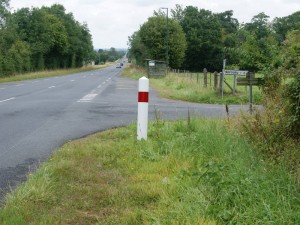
[{"xmin": 0, "ymin": 63, "xmax": 248, "ymax": 202}]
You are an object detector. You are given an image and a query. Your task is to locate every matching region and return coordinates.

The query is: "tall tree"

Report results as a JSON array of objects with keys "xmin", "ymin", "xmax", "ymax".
[
  {"xmin": 128, "ymin": 31, "xmax": 149, "ymax": 66},
  {"xmin": 171, "ymin": 4, "xmax": 184, "ymax": 23},
  {"xmin": 238, "ymin": 12, "xmax": 279, "ymax": 71},
  {"xmin": 272, "ymin": 11, "xmax": 300, "ymax": 43},
  {"xmin": 216, "ymin": 10, "xmax": 240, "ymax": 65},
  {"xmin": 129, "ymin": 15, "xmax": 187, "ymax": 68},
  {"xmin": 180, "ymin": 6, "xmax": 223, "ymax": 71},
  {"xmin": 244, "ymin": 12, "xmax": 271, "ymax": 39}
]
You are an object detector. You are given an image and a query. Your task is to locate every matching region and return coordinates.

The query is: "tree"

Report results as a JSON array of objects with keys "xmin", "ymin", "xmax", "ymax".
[
  {"xmin": 128, "ymin": 31, "xmax": 149, "ymax": 66},
  {"xmin": 215, "ymin": 10, "xmax": 240, "ymax": 66},
  {"xmin": 170, "ymin": 4, "xmax": 184, "ymax": 23},
  {"xmin": 42, "ymin": 5, "xmax": 93, "ymax": 67},
  {"xmin": 129, "ymin": 16, "xmax": 186, "ymax": 68},
  {"xmin": 272, "ymin": 11, "xmax": 300, "ymax": 43},
  {"xmin": 180, "ymin": 6, "xmax": 223, "ymax": 71},
  {"xmin": 237, "ymin": 12, "xmax": 279, "ymax": 71},
  {"xmin": 244, "ymin": 12, "xmax": 271, "ymax": 39}
]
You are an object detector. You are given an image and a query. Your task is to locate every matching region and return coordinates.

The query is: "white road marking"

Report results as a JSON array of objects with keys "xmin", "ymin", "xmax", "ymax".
[
  {"xmin": 97, "ymin": 85, "xmax": 102, "ymax": 88},
  {"xmin": 0, "ymin": 88, "xmax": 5, "ymax": 90},
  {"xmin": 0, "ymin": 97, "xmax": 15, "ymax": 103},
  {"xmin": 31, "ymin": 81, "xmax": 39, "ymax": 83},
  {"xmin": 70, "ymin": 80, "xmax": 75, "ymax": 82},
  {"xmin": 78, "ymin": 93, "xmax": 98, "ymax": 103},
  {"xmin": 83, "ymin": 76, "xmax": 87, "ymax": 78},
  {"xmin": 48, "ymin": 86, "xmax": 56, "ymax": 89},
  {"xmin": 15, "ymin": 84, "xmax": 24, "ymax": 87}
]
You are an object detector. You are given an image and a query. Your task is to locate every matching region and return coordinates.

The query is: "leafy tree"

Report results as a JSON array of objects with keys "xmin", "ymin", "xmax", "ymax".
[
  {"xmin": 170, "ymin": 4, "xmax": 184, "ymax": 23},
  {"xmin": 216, "ymin": 10, "xmax": 239, "ymax": 35},
  {"xmin": 237, "ymin": 29, "xmax": 279, "ymax": 71},
  {"xmin": 139, "ymin": 16, "xmax": 186, "ymax": 68},
  {"xmin": 216, "ymin": 10, "xmax": 239, "ymax": 66},
  {"xmin": 180, "ymin": 6, "xmax": 223, "ymax": 71},
  {"xmin": 244, "ymin": 12, "xmax": 272, "ymax": 39},
  {"xmin": 99, "ymin": 51, "xmax": 109, "ymax": 64},
  {"xmin": 272, "ymin": 11, "xmax": 300, "ymax": 43},
  {"xmin": 42, "ymin": 5, "xmax": 93, "ymax": 68},
  {"xmin": 129, "ymin": 16, "xmax": 186, "ymax": 68},
  {"xmin": 5, "ymin": 40, "xmax": 31, "ymax": 73},
  {"xmin": 237, "ymin": 13, "xmax": 279, "ymax": 71},
  {"xmin": 128, "ymin": 31, "xmax": 149, "ymax": 66}
]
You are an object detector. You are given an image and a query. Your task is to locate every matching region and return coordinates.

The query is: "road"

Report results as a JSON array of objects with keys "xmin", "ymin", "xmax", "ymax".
[{"xmin": 0, "ymin": 64, "xmax": 247, "ymax": 201}]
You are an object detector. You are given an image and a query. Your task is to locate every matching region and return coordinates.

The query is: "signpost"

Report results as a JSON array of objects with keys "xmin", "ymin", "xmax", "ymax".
[
  {"xmin": 149, "ymin": 61, "xmax": 155, "ymax": 67},
  {"xmin": 224, "ymin": 70, "xmax": 249, "ymax": 94},
  {"xmin": 237, "ymin": 72, "xmax": 264, "ymax": 113},
  {"xmin": 236, "ymin": 77, "xmax": 265, "ymax": 86},
  {"xmin": 220, "ymin": 59, "xmax": 226, "ymax": 98},
  {"xmin": 224, "ymin": 70, "xmax": 248, "ymax": 76}
]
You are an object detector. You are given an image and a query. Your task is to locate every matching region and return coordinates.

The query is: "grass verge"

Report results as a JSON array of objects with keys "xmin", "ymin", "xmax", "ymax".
[
  {"xmin": 122, "ymin": 64, "xmax": 263, "ymax": 105},
  {"xmin": 0, "ymin": 118, "xmax": 298, "ymax": 224},
  {"xmin": 0, "ymin": 63, "xmax": 113, "ymax": 83}
]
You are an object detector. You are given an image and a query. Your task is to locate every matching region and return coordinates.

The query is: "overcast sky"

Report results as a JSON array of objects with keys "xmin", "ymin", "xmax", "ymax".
[{"xmin": 9, "ymin": 0, "xmax": 300, "ymax": 49}]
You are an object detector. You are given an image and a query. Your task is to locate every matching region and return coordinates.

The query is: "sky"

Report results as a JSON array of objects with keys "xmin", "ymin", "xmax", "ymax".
[{"xmin": 9, "ymin": 0, "xmax": 300, "ymax": 49}]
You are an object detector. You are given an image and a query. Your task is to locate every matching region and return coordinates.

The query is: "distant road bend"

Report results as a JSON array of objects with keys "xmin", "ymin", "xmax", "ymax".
[{"xmin": 0, "ymin": 63, "xmax": 247, "ymax": 202}]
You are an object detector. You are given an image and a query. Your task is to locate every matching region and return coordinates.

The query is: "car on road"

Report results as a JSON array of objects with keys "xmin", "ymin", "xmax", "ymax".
[{"xmin": 116, "ymin": 63, "xmax": 121, "ymax": 68}]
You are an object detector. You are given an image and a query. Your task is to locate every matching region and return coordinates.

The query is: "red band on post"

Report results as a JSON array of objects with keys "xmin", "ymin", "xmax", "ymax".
[{"xmin": 138, "ymin": 92, "xmax": 149, "ymax": 102}]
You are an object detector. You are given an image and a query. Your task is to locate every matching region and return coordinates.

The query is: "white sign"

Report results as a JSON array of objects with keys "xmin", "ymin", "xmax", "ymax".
[
  {"xmin": 149, "ymin": 61, "xmax": 155, "ymax": 67},
  {"xmin": 224, "ymin": 70, "xmax": 248, "ymax": 76}
]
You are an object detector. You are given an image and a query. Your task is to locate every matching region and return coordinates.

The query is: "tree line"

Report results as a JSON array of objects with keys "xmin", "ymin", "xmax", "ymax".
[
  {"xmin": 128, "ymin": 5, "xmax": 299, "ymax": 72},
  {"xmin": 0, "ymin": 0, "xmax": 94, "ymax": 76}
]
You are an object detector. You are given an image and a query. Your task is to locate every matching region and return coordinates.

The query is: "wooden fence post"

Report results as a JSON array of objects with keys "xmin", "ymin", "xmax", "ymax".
[
  {"xmin": 219, "ymin": 72, "xmax": 223, "ymax": 96},
  {"xmin": 203, "ymin": 68, "xmax": 207, "ymax": 88},
  {"xmin": 214, "ymin": 71, "xmax": 218, "ymax": 89}
]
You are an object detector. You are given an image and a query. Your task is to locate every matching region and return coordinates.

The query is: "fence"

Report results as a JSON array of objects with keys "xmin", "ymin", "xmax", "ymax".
[
  {"xmin": 169, "ymin": 68, "xmax": 261, "ymax": 97},
  {"xmin": 170, "ymin": 68, "xmax": 220, "ymax": 90}
]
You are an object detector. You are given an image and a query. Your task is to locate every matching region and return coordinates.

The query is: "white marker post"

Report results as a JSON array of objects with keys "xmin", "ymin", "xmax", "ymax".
[{"xmin": 137, "ymin": 76, "xmax": 149, "ymax": 140}]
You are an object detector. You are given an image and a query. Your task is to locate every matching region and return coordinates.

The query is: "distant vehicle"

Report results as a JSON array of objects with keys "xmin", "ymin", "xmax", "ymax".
[
  {"xmin": 116, "ymin": 63, "xmax": 121, "ymax": 68},
  {"xmin": 120, "ymin": 62, "xmax": 124, "ymax": 66}
]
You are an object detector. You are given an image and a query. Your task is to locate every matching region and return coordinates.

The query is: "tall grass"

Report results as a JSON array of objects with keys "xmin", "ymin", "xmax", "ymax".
[
  {"xmin": 0, "ymin": 118, "xmax": 298, "ymax": 224},
  {"xmin": 122, "ymin": 65, "xmax": 263, "ymax": 105}
]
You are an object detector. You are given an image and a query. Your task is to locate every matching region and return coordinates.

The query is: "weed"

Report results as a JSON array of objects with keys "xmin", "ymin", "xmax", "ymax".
[{"xmin": 0, "ymin": 119, "xmax": 299, "ymax": 224}]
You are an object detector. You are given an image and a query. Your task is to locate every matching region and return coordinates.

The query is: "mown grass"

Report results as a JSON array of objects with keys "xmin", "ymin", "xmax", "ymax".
[
  {"xmin": 123, "ymin": 65, "xmax": 263, "ymax": 105},
  {"xmin": 0, "ymin": 63, "xmax": 114, "ymax": 83},
  {"xmin": 0, "ymin": 118, "xmax": 298, "ymax": 224}
]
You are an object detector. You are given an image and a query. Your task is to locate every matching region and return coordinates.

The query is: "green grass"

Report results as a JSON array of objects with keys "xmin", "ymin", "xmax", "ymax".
[
  {"xmin": 0, "ymin": 118, "xmax": 298, "ymax": 224},
  {"xmin": 0, "ymin": 63, "xmax": 113, "ymax": 83},
  {"xmin": 123, "ymin": 65, "xmax": 263, "ymax": 105}
]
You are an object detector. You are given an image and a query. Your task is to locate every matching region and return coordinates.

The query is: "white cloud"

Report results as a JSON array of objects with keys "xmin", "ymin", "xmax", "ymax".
[{"xmin": 9, "ymin": 0, "xmax": 300, "ymax": 49}]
